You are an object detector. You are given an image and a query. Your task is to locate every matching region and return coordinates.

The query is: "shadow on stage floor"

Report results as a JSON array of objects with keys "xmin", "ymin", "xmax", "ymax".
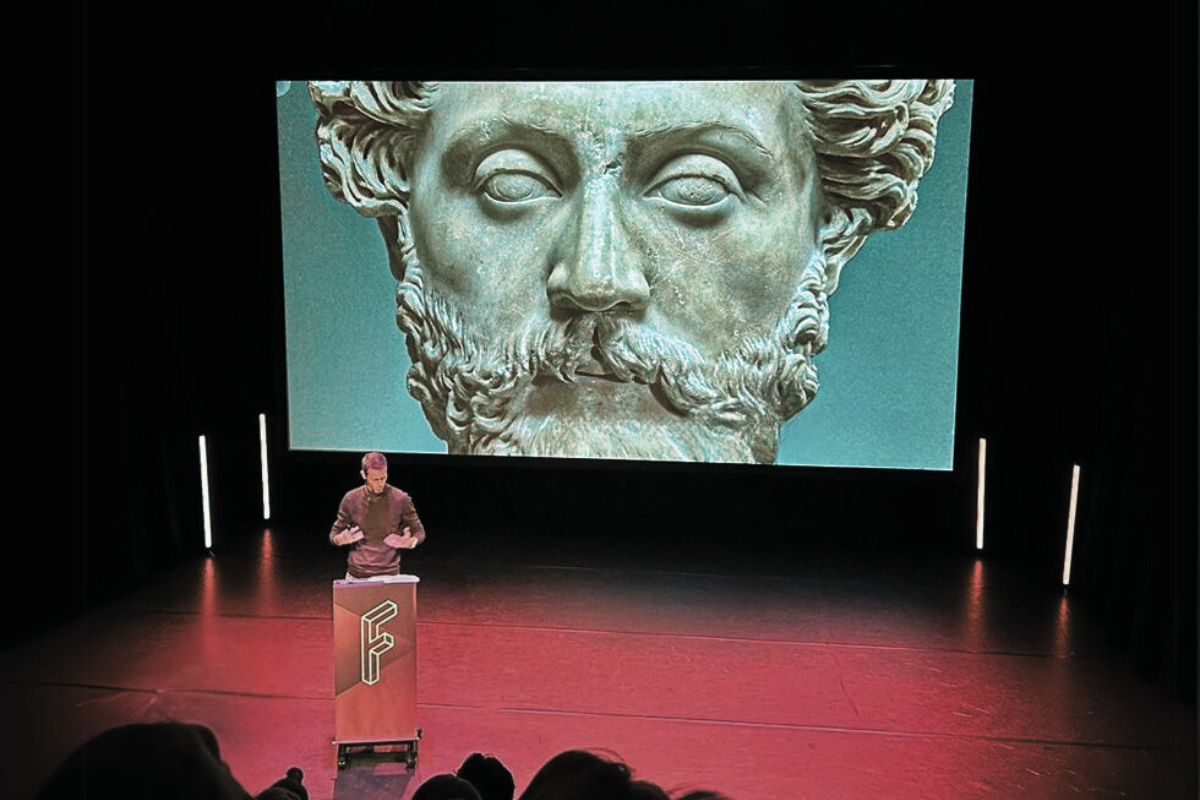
[{"xmin": 2, "ymin": 526, "xmax": 1195, "ymax": 799}]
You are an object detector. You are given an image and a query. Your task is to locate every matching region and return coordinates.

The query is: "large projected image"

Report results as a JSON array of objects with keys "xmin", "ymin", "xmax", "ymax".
[{"xmin": 278, "ymin": 80, "xmax": 971, "ymax": 468}]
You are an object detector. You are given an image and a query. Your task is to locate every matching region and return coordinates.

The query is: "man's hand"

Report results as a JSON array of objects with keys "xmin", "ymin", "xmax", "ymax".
[
  {"xmin": 332, "ymin": 526, "xmax": 365, "ymax": 547},
  {"xmin": 384, "ymin": 528, "xmax": 419, "ymax": 549}
]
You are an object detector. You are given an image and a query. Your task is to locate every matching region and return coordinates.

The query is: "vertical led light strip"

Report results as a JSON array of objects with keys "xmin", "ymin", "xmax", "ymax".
[
  {"xmin": 1062, "ymin": 464, "xmax": 1081, "ymax": 585},
  {"xmin": 259, "ymin": 414, "xmax": 271, "ymax": 520},
  {"xmin": 976, "ymin": 438, "xmax": 987, "ymax": 550},
  {"xmin": 199, "ymin": 435, "xmax": 213, "ymax": 549}
]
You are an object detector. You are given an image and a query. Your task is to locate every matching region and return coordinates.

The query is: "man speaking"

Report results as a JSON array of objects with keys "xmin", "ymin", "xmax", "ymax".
[{"xmin": 330, "ymin": 452, "xmax": 425, "ymax": 579}]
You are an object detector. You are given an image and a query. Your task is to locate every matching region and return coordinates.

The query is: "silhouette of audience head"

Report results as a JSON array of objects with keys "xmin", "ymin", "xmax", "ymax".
[
  {"xmin": 518, "ymin": 749, "xmax": 669, "ymax": 800},
  {"xmin": 255, "ymin": 788, "xmax": 299, "ymax": 800},
  {"xmin": 256, "ymin": 766, "xmax": 309, "ymax": 800},
  {"xmin": 457, "ymin": 752, "xmax": 516, "ymax": 800},
  {"xmin": 412, "ymin": 772, "xmax": 484, "ymax": 800},
  {"xmin": 35, "ymin": 722, "xmax": 252, "ymax": 800}
]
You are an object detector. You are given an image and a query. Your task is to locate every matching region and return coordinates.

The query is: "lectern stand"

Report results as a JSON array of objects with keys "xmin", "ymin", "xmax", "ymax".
[{"xmin": 332, "ymin": 575, "xmax": 421, "ymax": 768}]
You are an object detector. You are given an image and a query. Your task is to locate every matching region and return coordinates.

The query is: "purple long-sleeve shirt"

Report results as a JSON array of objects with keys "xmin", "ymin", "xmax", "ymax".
[{"xmin": 330, "ymin": 484, "xmax": 426, "ymax": 578}]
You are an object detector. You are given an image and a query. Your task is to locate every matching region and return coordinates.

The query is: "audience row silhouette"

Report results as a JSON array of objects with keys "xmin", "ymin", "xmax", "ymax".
[
  {"xmin": 35, "ymin": 722, "xmax": 734, "ymax": 800},
  {"xmin": 36, "ymin": 722, "xmax": 264, "ymax": 800},
  {"xmin": 415, "ymin": 748, "xmax": 733, "ymax": 800}
]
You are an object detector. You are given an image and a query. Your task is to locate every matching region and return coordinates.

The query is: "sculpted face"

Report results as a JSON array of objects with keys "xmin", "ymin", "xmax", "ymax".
[
  {"xmin": 305, "ymin": 77, "xmax": 955, "ymax": 464},
  {"xmin": 408, "ymin": 81, "xmax": 823, "ymax": 359},
  {"xmin": 390, "ymin": 81, "xmax": 830, "ymax": 463}
]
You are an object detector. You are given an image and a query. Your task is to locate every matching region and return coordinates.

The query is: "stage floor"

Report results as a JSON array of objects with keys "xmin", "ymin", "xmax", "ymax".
[{"xmin": 2, "ymin": 527, "xmax": 1194, "ymax": 799}]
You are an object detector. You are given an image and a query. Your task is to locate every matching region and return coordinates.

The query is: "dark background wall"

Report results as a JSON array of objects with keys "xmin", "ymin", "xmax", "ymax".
[{"xmin": 74, "ymin": 1, "xmax": 1195, "ymax": 705}]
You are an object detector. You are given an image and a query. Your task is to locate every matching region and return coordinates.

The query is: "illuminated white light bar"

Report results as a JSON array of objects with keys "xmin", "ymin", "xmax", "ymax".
[
  {"xmin": 976, "ymin": 438, "xmax": 987, "ymax": 550},
  {"xmin": 1062, "ymin": 464, "xmax": 1081, "ymax": 585},
  {"xmin": 199, "ymin": 435, "xmax": 213, "ymax": 550},
  {"xmin": 259, "ymin": 414, "xmax": 271, "ymax": 520}
]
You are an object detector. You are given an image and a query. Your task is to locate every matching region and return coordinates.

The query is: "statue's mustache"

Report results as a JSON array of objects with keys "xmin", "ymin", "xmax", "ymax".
[
  {"xmin": 515, "ymin": 312, "xmax": 763, "ymax": 429},
  {"xmin": 528, "ymin": 312, "xmax": 707, "ymax": 387}
]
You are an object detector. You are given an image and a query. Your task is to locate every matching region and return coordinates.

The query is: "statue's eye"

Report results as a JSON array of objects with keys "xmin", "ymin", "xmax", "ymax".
[
  {"xmin": 481, "ymin": 171, "xmax": 558, "ymax": 203},
  {"xmin": 653, "ymin": 175, "xmax": 731, "ymax": 207},
  {"xmin": 473, "ymin": 149, "xmax": 561, "ymax": 205},
  {"xmin": 646, "ymin": 154, "xmax": 744, "ymax": 212}
]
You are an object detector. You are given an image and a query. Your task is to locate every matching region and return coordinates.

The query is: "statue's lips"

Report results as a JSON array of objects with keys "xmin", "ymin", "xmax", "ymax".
[
  {"xmin": 574, "ymin": 369, "xmax": 620, "ymax": 382},
  {"xmin": 572, "ymin": 353, "xmax": 617, "ymax": 381},
  {"xmin": 527, "ymin": 359, "xmax": 671, "ymax": 419}
]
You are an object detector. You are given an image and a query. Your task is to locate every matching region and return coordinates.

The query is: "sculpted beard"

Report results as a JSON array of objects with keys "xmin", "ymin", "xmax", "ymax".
[{"xmin": 389, "ymin": 220, "xmax": 830, "ymax": 464}]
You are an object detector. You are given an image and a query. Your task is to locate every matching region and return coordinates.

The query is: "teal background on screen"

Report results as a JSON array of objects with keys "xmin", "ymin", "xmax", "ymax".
[{"xmin": 277, "ymin": 80, "xmax": 973, "ymax": 469}]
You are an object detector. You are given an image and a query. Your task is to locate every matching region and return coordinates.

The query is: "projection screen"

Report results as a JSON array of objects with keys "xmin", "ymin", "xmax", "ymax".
[{"xmin": 276, "ymin": 79, "xmax": 972, "ymax": 468}]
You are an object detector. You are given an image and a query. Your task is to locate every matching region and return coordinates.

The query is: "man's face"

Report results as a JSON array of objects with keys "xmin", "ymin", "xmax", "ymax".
[
  {"xmin": 364, "ymin": 468, "xmax": 387, "ymax": 494},
  {"xmin": 397, "ymin": 81, "xmax": 828, "ymax": 462}
]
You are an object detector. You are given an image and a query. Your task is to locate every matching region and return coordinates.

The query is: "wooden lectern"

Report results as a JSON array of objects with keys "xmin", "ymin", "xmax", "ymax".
[{"xmin": 332, "ymin": 575, "xmax": 421, "ymax": 768}]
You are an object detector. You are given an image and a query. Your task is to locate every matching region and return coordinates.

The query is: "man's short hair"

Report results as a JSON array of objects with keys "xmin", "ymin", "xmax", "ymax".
[{"xmin": 361, "ymin": 451, "xmax": 388, "ymax": 473}]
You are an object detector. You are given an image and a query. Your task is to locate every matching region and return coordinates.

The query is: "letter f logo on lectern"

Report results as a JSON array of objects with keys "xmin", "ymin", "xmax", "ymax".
[{"xmin": 361, "ymin": 600, "xmax": 398, "ymax": 685}]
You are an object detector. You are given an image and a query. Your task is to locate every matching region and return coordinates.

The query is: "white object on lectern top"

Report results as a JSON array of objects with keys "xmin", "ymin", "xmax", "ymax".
[{"xmin": 335, "ymin": 574, "xmax": 420, "ymax": 585}]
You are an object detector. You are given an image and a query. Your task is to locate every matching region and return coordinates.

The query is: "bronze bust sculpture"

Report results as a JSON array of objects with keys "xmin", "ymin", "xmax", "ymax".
[{"xmin": 309, "ymin": 80, "xmax": 955, "ymax": 464}]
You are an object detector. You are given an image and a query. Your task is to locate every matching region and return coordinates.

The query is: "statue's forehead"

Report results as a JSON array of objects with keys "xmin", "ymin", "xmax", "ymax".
[{"xmin": 428, "ymin": 81, "xmax": 801, "ymax": 142}]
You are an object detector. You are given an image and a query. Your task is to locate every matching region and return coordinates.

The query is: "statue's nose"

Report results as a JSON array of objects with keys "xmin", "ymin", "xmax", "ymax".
[{"xmin": 547, "ymin": 176, "xmax": 650, "ymax": 314}]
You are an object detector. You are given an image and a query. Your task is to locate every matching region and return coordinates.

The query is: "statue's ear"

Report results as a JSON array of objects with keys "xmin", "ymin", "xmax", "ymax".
[
  {"xmin": 816, "ymin": 206, "xmax": 870, "ymax": 296},
  {"xmin": 378, "ymin": 214, "xmax": 412, "ymax": 283}
]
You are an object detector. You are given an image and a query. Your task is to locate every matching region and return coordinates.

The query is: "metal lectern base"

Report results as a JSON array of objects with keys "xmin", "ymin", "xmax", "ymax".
[{"xmin": 335, "ymin": 729, "xmax": 423, "ymax": 770}]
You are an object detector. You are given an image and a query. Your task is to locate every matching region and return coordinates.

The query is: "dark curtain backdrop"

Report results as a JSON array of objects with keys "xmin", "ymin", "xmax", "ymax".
[{"xmin": 72, "ymin": 1, "xmax": 1196, "ymax": 708}]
